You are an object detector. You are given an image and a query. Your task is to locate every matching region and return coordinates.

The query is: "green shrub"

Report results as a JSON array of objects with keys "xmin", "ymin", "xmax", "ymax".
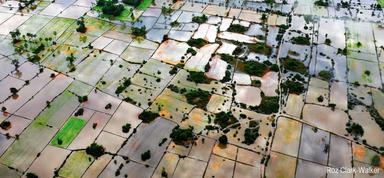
[
  {"xmin": 251, "ymin": 80, "xmax": 261, "ymax": 87},
  {"xmin": 131, "ymin": 26, "xmax": 147, "ymax": 37},
  {"xmin": 318, "ymin": 70, "xmax": 332, "ymax": 80},
  {"xmin": 192, "ymin": 14, "xmax": 208, "ymax": 24},
  {"xmin": 161, "ymin": 6, "xmax": 173, "ymax": 15},
  {"xmin": 282, "ymin": 57, "xmax": 307, "ymax": 74},
  {"xmin": 227, "ymin": 24, "xmax": 248, "ymax": 33},
  {"xmin": 26, "ymin": 173, "xmax": 39, "ymax": 178},
  {"xmin": 221, "ymin": 70, "xmax": 231, "ymax": 83},
  {"xmin": 170, "ymin": 21, "xmax": 180, "ymax": 27},
  {"xmin": 169, "ymin": 67, "xmax": 178, "ymax": 75},
  {"xmin": 123, "ymin": 0, "xmax": 141, "ymax": 7},
  {"xmin": 371, "ymin": 155, "xmax": 380, "ymax": 167},
  {"xmin": 76, "ymin": 17, "xmax": 87, "ymax": 33},
  {"xmin": 291, "ymin": 36, "xmax": 310, "ymax": 45},
  {"xmin": 187, "ymin": 38, "xmax": 207, "ymax": 48},
  {"xmin": 248, "ymin": 43, "xmax": 272, "ymax": 56},
  {"xmin": 314, "ymin": 0, "xmax": 328, "ymax": 6},
  {"xmin": 115, "ymin": 78, "xmax": 131, "ymax": 95}
]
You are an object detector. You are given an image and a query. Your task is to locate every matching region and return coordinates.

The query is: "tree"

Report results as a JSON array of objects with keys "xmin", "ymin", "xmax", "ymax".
[
  {"xmin": 141, "ymin": 150, "xmax": 151, "ymax": 161},
  {"xmin": 26, "ymin": 172, "xmax": 39, "ymax": 178},
  {"xmin": 371, "ymin": 155, "xmax": 380, "ymax": 167},
  {"xmin": 346, "ymin": 122, "xmax": 364, "ymax": 138},
  {"xmin": 76, "ymin": 17, "xmax": 87, "ymax": 33},
  {"xmin": 122, "ymin": 123, "xmax": 131, "ymax": 133},
  {"xmin": 86, "ymin": 143, "xmax": 105, "ymax": 158},
  {"xmin": 0, "ymin": 121, "xmax": 11, "ymax": 130},
  {"xmin": 218, "ymin": 135, "xmax": 228, "ymax": 145}
]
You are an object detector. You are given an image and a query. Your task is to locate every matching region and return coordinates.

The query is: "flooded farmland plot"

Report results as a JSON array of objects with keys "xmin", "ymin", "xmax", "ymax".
[{"xmin": 0, "ymin": 0, "xmax": 383, "ymax": 177}]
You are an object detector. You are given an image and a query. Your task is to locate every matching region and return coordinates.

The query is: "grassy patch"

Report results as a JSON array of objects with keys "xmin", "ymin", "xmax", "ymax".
[
  {"xmin": 59, "ymin": 151, "xmax": 94, "ymax": 178},
  {"xmin": 379, "ymin": 0, "xmax": 384, "ymax": 7},
  {"xmin": 51, "ymin": 117, "xmax": 87, "ymax": 148},
  {"xmin": 137, "ymin": 0, "xmax": 153, "ymax": 10}
]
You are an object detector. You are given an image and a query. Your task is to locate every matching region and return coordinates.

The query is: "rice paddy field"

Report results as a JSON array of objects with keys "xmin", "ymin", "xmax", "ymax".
[{"xmin": 0, "ymin": 0, "xmax": 383, "ymax": 177}]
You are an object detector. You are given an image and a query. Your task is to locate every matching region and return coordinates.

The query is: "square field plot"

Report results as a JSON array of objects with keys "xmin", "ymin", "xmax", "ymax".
[
  {"xmin": 299, "ymin": 124, "xmax": 330, "ymax": 165},
  {"xmin": 347, "ymin": 58, "xmax": 381, "ymax": 88}
]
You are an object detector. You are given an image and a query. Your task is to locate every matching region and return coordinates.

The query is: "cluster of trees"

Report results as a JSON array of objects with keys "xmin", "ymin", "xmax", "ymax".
[
  {"xmin": 138, "ymin": 111, "xmax": 159, "ymax": 123},
  {"xmin": 169, "ymin": 126, "xmax": 196, "ymax": 145},
  {"xmin": 187, "ymin": 71, "xmax": 210, "ymax": 83},
  {"xmin": 291, "ymin": 35, "xmax": 311, "ymax": 45},
  {"xmin": 96, "ymin": 0, "xmax": 125, "ymax": 16},
  {"xmin": 248, "ymin": 43, "xmax": 273, "ymax": 56},
  {"xmin": 214, "ymin": 112, "xmax": 238, "ymax": 129},
  {"xmin": 227, "ymin": 24, "xmax": 248, "ymax": 33},
  {"xmin": 184, "ymin": 89, "xmax": 211, "ymax": 109},
  {"xmin": 346, "ymin": 122, "xmax": 364, "ymax": 138},
  {"xmin": 86, "ymin": 143, "xmax": 105, "ymax": 158},
  {"xmin": 10, "ymin": 30, "xmax": 55, "ymax": 63},
  {"xmin": 250, "ymin": 96, "xmax": 279, "ymax": 114},
  {"xmin": 115, "ymin": 77, "xmax": 131, "ymax": 95},
  {"xmin": 243, "ymin": 61, "xmax": 268, "ymax": 77},
  {"xmin": 281, "ymin": 79, "xmax": 304, "ymax": 94},
  {"xmin": 243, "ymin": 120, "xmax": 260, "ymax": 145},
  {"xmin": 281, "ymin": 57, "xmax": 307, "ymax": 74}
]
